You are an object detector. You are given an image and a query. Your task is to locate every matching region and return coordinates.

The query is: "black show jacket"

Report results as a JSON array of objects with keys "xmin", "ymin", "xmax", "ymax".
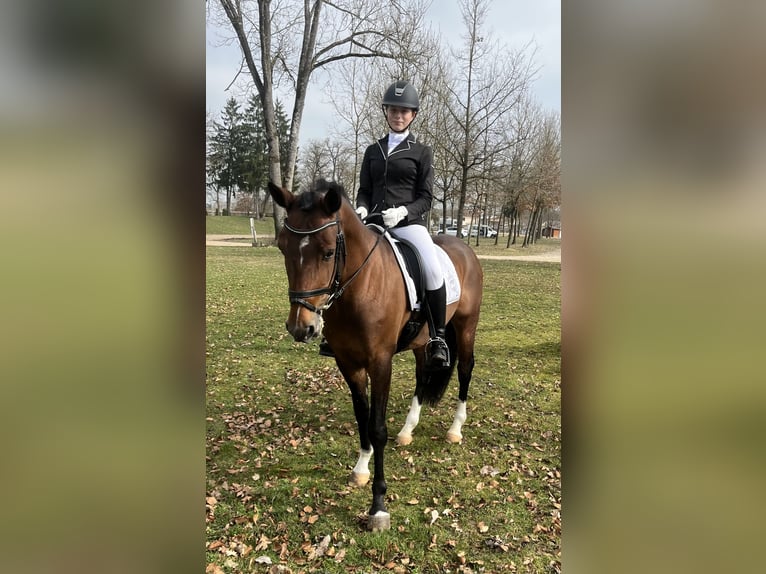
[{"xmin": 356, "ymin": 134, "xmax": 434, "ymax": 229}]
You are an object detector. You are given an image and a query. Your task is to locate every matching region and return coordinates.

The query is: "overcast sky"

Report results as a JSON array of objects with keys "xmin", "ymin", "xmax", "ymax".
[{"xmin": 206, "ymin": 1, "xmax": 560, "ymax": 143}]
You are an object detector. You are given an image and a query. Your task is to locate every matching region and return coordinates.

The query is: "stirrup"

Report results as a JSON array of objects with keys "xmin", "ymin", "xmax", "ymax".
[{"xmin": 425, "ymin": 337, "xmax": 450, "ymax": 368}]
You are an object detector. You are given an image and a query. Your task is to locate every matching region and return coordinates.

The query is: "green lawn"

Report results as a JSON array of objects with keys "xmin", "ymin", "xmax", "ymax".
[
  {"xmin": 206, "ymin": 246, "xmax": 560, "ymax": 573},
  {"xmin": 206, "ymin": 214, "xmax": 275, "ymax": 236}
]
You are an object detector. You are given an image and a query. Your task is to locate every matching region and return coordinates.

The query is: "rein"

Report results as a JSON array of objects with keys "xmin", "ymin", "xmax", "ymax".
[{"xmin": 283, "ymin": 214, "xmax": 383, "ymax": 314}]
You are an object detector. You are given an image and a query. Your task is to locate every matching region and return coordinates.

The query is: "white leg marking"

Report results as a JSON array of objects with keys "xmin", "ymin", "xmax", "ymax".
[
  {"xmin": 446, "ymin": 400, "xmax": 467, "ymax": 443},
  {"xmin": 396, "ymin": 396, "xmax": 422, "ymax": 445},
  {"xmin": 349, "ymin": 447, "xmax": 373, "ymax": 486},
  {"xmin": 352, "ymin": 447, "xmax": 373, "ymax": 476}
]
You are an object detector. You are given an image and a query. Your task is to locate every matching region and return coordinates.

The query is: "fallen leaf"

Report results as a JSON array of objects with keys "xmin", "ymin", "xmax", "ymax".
[
  {"xmin": 430, "ymin": 509, "xmax": 439, "ymax": 525},
  {"xmin": 309, "ymin": 535, "xmax": 331, "ymax": 560},
  {"xmin": 255, "ymin": 556, "xmax": 273, "ymax": 565},
  {"xmin": 407, "ymin": 498, "xmax": 419, "ymax": 505},
  {"xmin": 477, "ymin": 521, "xmax": 490, "ymax": 533},
  {"xmin": 480, "ymin": 465, "xmax": 500, "ymax": 476}
]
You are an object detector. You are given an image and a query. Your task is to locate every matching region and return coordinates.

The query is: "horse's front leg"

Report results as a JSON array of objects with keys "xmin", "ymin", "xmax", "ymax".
[
  {"xmin": 336, "ymin": 362, "xmax": 372, "ymax": 487},
  {"xmin": 367, "ymin": 357, "xmax": 393, "ymax": 531}
]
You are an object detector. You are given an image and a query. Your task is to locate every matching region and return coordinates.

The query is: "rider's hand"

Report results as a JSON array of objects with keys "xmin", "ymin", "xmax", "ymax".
[
  {"xmin": 382, "ymin": 206, "xmax": 407, "ymax": 228},
  {"xmin": 355, "ymin": 206, "xmax": 368, "ymax": 220}
]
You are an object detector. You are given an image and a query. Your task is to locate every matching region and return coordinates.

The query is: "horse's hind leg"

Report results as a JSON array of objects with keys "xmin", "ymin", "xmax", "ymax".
[
  {"xmin": 446, "ymin": 326, "xmax": 476, "ymax": 444},
  {"xmin": 396, "ymin": 350, "xmax": 426, "ymax": 446}
]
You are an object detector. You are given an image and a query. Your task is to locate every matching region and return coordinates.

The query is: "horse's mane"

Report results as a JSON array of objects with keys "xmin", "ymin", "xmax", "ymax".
[{"xmin": 295, "ymin": 178, "xmax": 350, "ymax": 212}]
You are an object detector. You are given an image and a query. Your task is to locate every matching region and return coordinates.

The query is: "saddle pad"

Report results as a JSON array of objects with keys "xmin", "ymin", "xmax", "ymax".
[{"xmin": 383, "ymin": 232, "xmax": 461, "ymax": 311}]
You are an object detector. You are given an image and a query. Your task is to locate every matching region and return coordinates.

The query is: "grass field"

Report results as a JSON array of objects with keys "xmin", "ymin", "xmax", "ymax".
[{"xmin": 206, "ymin": 245, "xmax": 561, "ymax": 573}]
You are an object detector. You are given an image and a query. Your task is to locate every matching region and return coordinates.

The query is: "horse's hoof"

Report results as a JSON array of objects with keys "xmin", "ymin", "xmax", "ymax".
[
  {"xmin": 396, "ymin": 433, "xmax": 413, "ymax": 446},
  {"xmin": 446, "ymin": 432, "xmax": 463, "ymax": 444},
  {"xmin": 349, "ymin": 472, "xmax": 370, "ymax": 487},
  {"xmin": 368, "ymin": 511, "xmax": 391, "ymax": 532}
]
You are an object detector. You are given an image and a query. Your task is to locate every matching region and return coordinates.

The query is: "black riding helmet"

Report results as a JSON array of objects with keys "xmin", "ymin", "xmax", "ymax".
[{"xmin": 381, "ymin": 80, "xmax": 420, "ymax": 112}]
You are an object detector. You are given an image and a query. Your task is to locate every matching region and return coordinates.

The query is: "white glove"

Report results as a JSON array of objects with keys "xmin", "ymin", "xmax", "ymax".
[
  {"xmin": 382, "ymin": 206, "xmax": 408, "ymax": 228},
  {"xmin": 355, "ymin": 206, "xmax": 368, "ymax": 219}
]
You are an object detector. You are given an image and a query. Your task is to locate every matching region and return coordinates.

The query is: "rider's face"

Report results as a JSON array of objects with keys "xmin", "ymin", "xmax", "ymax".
[{"xmin": 385, "ymin": 106, "xmax": 416, "ymax": 131}]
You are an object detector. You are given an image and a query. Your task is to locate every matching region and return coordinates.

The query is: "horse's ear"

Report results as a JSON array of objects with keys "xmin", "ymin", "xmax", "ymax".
[
  {"xmin": 322, "ymin": 182, "xmax": 343, "ymax": 215},
  {"xmin": 268, "ymin": 181, "xmax": 294, "ymax": 209}
]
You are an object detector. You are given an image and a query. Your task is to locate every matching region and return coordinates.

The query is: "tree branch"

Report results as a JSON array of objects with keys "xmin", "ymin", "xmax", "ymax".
[{"xmin": 314, "ymin": 51, "xmax": 395, "ymax": 71}]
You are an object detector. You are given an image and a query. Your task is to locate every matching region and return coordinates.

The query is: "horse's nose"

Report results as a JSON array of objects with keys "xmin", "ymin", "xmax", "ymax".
[
  {"xmin": 286, "ymin": 317, "xmax": 318, "ymax": 343},
  {"xmin": 288, "ymin": 324, "xmax": 315, "ymax": 343},
  {"xmin": 286, "ymin": 305, "xmax": 322, "ymax": 343}
]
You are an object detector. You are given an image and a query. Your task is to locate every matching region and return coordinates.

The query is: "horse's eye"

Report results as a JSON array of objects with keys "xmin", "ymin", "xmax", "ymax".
[{"xmin": 323, "ymin": 250, "xmax": 335, "ymax": 261}]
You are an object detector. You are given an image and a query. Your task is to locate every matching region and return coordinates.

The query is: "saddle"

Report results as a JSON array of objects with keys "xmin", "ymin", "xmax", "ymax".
[{"xmin": 366, "ymin": 224, "xmax": 460, "ymax": 353}]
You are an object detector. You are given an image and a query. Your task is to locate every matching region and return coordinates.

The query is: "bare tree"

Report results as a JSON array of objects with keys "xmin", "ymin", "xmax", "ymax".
[
  {"xmin": 322, "ymin": 1, "xmax": 437, "ymax": 203},
  {"xmin": 213, "ymin": 0, "xmax": 429, "ymax": 237},
  {"xmin": 499, "ymin": 94, "xmax": 545, "ymax": 246},
  {"xmin": 323, "ymin": 59, "xmax": 379, "ymax": 202},
  {"xmin": 522, "ymin": 111, "xmax": 560, "ymax": 247},
  {"xmin": 299, "ymin": 140, "xmax": 331, "ymax": 187},
  {"xmin": 440, "ymin": 0, "xmax": 537, "ymax": 239}
]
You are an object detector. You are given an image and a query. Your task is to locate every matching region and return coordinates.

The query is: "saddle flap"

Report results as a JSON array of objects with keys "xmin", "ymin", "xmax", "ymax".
[{"xmin": 369, "ymin": 226, "xmax": 460, "ymax": 311}]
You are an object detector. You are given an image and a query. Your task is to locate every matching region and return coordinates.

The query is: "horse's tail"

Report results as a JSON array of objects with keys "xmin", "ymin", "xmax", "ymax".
[{"xmin": 419, "ymin": 322, "xmax": 458, "ymax": 406}]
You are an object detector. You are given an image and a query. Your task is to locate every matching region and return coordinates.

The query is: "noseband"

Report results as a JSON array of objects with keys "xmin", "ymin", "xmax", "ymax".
[{"xmin": 283, "ymin": 214, "xmax": 382, "ymax": 314}]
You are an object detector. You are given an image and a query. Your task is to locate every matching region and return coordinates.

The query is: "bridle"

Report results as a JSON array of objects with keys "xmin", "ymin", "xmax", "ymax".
[{"xmin": 282, "ymin": 213, "xmax": 383, "ymax": 314}]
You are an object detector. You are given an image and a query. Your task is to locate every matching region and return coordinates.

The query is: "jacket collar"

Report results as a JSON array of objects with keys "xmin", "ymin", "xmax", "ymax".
[{"xmin": 377, "ymin": 132, "xmax": 417, "ymax": 157}]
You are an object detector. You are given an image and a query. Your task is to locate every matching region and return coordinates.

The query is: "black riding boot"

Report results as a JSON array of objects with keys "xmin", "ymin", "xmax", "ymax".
[
  {"xmin": 318, "ymin": 338, "xmax": 334, "ymax": 357},
  {"xmin": 425, "ymin": 284, "xmax": 450, "ymax": 370}
]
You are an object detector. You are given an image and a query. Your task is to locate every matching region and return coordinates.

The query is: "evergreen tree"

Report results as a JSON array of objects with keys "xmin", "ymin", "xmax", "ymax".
[
  {"xmin": 242, "ymin": 94, "xmax": 269, "ymax": 216},
  {"xmin": 209, "ymin": 97, "xmax": 248, "ymax": 215}
]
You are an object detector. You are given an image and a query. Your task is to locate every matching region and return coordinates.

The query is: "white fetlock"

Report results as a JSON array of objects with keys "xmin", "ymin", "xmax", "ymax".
[
  {"xmin": 396, "ymin": 396, "xmax": 421, "ymax": 446},
  {"xmin": 446, "ymin": 401, "xmax": 467, "ymax": 444},
  {"xmin": 350, "ymin": 448, "xmax": 372, "ymax": 486}
]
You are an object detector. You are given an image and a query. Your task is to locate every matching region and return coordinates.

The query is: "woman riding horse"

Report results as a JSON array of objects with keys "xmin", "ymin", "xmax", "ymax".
[{"xmin": 319, "ymin": 80, "xmax": 450, "ymax": 370}]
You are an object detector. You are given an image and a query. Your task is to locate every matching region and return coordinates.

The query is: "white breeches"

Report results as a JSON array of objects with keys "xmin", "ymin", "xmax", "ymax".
[{"xmin": 390, "ymin": 225, "xmax": 444, "ymax": 290}]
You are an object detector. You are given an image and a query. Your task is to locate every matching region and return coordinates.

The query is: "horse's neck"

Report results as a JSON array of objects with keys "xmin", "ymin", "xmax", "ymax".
[{"xmin": 340, "ymin": 207, "xmax": 395, "ymax": 283}]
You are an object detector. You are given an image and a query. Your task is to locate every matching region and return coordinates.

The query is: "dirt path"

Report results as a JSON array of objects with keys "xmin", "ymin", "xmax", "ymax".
[
  {"xmin": 476, "ymin": 249, "xmax": 561, "ymax": 263},
  {"xmin": 206, "ymin": 235, "xmax": 561, "ymax": 263},
  {"xmin": 205, "ymin": 234, "xmax": 257, "ymax": 247}
]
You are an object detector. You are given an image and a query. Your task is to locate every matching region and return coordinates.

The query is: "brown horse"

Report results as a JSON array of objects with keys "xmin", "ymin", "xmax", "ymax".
[{"xmin": 268, "ymin": 179, "xmax": 483, "ymax": 531}]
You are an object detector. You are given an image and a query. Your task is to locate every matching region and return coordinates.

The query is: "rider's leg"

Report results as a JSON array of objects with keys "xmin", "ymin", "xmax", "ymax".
[
  {"xmin": 390, "ymin": 225, "xmax": 449, "ymax": 369},
  {"xmin": 424, "ymin": 282, "xmax": 449, "ymax": 368}
]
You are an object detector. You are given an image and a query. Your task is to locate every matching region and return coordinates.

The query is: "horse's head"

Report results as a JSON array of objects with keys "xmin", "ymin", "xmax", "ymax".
[{"xmin": 268, "ymin": 179, "xmax": 349, "ymax": 343}]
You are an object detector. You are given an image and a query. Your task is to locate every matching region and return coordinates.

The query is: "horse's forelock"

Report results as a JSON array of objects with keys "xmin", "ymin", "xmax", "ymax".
[
  {"xmin": 294, "ymin": 179, "xmax": 349, "ymax": 213},
  {"xmin": 296, "ymin": 190, "xmax": 321, "ymax": 212}
]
